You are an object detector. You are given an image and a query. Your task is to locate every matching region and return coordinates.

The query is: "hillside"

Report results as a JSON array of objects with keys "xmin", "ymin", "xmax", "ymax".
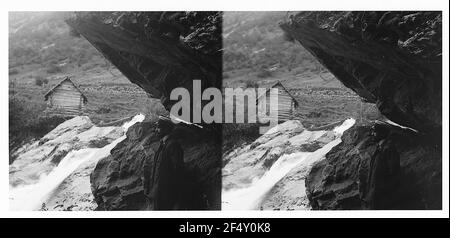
[
  {"xmin": 9, "ymin": 12, "xmax": 165, "ymax": 154},
  {"xmin": 223, "ymin": 12, "xmax": 341, "ymax": 88},
  {"xmin": 9, "ymin": 12, "xmax": 122, "ymax": 83}
]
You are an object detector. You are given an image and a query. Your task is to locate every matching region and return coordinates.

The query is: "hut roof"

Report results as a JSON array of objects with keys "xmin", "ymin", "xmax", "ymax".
[
  {"xmin": 256, "ymin": 81, "xmax": 299, "ymax": 107},
  {"xmin": 44, "ymin": 76, "xmax": 88, "ymax": 103}
]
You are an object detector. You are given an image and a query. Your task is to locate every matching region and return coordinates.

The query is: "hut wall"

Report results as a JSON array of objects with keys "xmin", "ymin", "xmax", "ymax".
[
  {"xmin": 258, "ymin": 84, "xmax": 295, "ymax": 122},
  {"xmin": 48, "ymin": 81, "xmax": 85, "ymax": 115}
]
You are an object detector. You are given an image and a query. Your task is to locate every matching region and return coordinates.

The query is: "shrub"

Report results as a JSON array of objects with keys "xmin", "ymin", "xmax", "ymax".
[
  {"xmin": 9, "ymin": 97, "xmax": 66, "ymax": 163},
  {"xmin": 34, "ymin": 76, "xmax": 48, "ymax": 86},
  {"xmin": 244, "ymin": 80, "xmax": 259, "ymax": 89}
]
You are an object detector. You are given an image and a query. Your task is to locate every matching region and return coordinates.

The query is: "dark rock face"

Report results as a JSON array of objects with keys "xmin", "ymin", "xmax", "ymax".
[
  {"xmin": 66, "ymin": 12, "xmax": 222, "ymax": 111},
  {"xmin": 281, "ymin": 11, "xmax": 442, "ymax": 210},
  {"xmin": 67, "ymin": 12, "xmax": 223, "ymax": 210},
  {"xmin": 91, "ymin": 121, "xmax": 221, "ymax": 210},
  {"xmin": 306, "ymin": 122, "xmax": 441, "ymax": 210},
  {"xmin": 280, "ymin": 12, "xmax": 442, "ymax": 133}
]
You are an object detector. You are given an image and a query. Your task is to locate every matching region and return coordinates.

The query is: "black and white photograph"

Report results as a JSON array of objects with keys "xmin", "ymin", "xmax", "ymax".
[{"xmin": 1, "ymin": 0, "xmax": 448, "ymax": 226}]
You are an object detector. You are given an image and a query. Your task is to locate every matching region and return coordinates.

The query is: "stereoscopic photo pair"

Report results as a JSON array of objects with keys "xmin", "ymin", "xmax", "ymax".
[{"xmin": 9, "ymin": 11, "xmax": 442, "ymax": 211}]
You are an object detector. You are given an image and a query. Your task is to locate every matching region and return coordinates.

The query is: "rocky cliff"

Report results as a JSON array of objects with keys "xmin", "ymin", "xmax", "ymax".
[
  {"xmin": 280, "ymin": 12, "xmax": 441, "ymax": 133},
  {"xmin": 66, "ymin": 12, "xmax": 222, "ymax": 110},
  {"xmin": 91, "ymin": 121, "xmax": 221, "ymax": 210},
  {"xmin": 281, "ymin": 11, "xmax": 442, "ymax": 209}
]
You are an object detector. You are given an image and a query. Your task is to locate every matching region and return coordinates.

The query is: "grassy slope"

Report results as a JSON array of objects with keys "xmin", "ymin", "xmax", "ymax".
[{"xmin": 9, "ymin": 12, "xmax": 166, "ymax": 125}]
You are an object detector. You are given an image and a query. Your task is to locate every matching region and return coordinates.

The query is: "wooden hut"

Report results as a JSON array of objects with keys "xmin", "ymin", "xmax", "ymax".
[
  {"xmin": 44, "ymin": 77, "xmax": 88, "ymax": 116},
  {"xmin": 256, "ymin": 81, "xmax": 299, "ymax": 122}
]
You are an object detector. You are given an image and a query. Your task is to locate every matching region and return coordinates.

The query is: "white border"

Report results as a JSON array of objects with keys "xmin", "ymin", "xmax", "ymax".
[{"xmin": 1, "ymin": 0, "xmax": 448, "ymax": 218}]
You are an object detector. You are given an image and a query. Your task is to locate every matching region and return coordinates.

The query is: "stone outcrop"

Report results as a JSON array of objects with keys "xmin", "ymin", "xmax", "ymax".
[
  {"xmin": 281, "ymin": 12, "xmax": 442, "ymax": 210},
  {"xmin": 91, "ymin": 121, "xmax": 221, "ymax": 210},
  {"xmin": 306, "ymin": 121, "xmax": 441, "ymax": 209},
  {"xmin": 66, "ymin": 12, "xmax": 222, "ymax": 111},
  {"xmin": 280, "ymin": 12, "xmax": 442, "ymax": 133}
]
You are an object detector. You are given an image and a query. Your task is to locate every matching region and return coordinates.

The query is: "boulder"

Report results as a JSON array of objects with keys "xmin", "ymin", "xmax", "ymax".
[
  {"xmin": 90, "ymin": 121, "xmax": 222, "ymax": 210},
  {"xmin": 306, "ymin": 122, "xmax": 441, "ymax": 209}
]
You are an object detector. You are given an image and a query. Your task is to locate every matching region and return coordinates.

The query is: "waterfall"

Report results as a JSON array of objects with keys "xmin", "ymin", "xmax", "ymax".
[
  {"xmin": 9, "ymin": 114, "xmax": 145, "ymax": 211},
  {"xmin": 222, "ymin": 118, "xmax": 355, "ymax": 210}
]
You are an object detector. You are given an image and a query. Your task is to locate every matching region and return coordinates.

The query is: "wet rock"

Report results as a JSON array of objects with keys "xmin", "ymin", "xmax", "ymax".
[
  {"xmin": 223, "ymin": 120, "xmax": 306, "ymax": 192},
  {"xmin": 299, "ymin": 141, "xmax": 325, "ymax": 152},
  {"xmin": 90, "ymin": 121, "xmax": 222, "ymax": 210},
  {"xmin": 45, "ymin": 159, "xmax": 98, "ymax": 211},
  {"xmin": 222, "ymin": 120, "xmax": 349, "ymax": 210},
  {"xmin": 306, "ymin": 122, "xmax": 442, "ymax": 209},
  {"xmin": 87, "ymin": 127, "xmax": 124, "ymax": 148},
  {"xmin": 49, "ymin": 147, "xmax": 69, "ymax": 164},
  {"xmin": 10, "ymin": 117, "xmax": 121, "ymax": 186},
  {"xmin": 9, "ymin": 116, "xmax": 126, "ymax": 210},
  {"xmin": 262, "ymin": 148, "xmax": 283, "ymax": 169}
]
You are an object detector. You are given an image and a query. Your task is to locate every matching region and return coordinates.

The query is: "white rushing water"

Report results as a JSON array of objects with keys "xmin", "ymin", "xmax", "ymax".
[
  {"xmin": 9, "ymin": 114, "xmax": 145, "ymax": 211},
  {"xmin": 222, "ymin": 118, "xmax": 355, "ymax": 210}
]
